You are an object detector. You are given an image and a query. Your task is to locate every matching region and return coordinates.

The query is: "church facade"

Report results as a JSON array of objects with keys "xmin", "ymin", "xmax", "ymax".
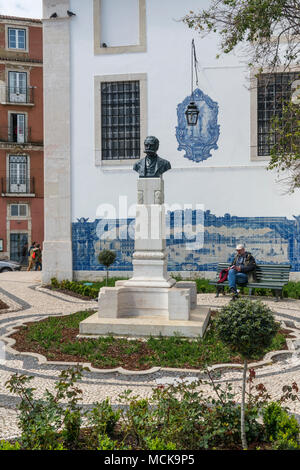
[{"xmin": 42, "ymin": 0, "xmax": 300, "ymax": 283}]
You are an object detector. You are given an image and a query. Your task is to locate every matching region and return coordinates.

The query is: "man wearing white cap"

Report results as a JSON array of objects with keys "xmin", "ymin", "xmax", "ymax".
[{"xmin": 228, "ymin": 244, "xmax": 256, "ymax": 300}]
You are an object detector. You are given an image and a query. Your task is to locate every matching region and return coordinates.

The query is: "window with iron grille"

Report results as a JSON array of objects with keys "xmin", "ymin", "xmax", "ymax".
[
  {"xmin": 257, "ymin": 72, "xmax": 300, "ymax": 156},
  {"xmin": 101, "ymin": 81, "xmax": 140, "ymax": 160}
]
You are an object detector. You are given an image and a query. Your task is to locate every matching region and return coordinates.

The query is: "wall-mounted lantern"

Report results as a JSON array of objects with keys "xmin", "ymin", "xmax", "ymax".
[{"xmin": 185, "ymin": 39, "xmax": 199, "ymax": 127}]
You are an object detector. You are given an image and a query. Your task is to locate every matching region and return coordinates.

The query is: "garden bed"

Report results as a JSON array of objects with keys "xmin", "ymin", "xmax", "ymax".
[
  {"xmin": 0, "ymin": 299, "xmax": 9, "ymax": 311},
  {"xmin": 9, "ymin": 310, "xmax": 291, "ymax": 371}
]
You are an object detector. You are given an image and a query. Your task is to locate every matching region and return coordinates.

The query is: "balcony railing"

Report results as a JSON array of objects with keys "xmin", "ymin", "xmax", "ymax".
[
  {"xmin": 1, "ymin": 177, "xmax": 35, "ymax": 195},
  {"xmin": 0, "ymin": 127, "xmax": 43, "ymax": 146},
  {"xmin": 0, "ymin": 87, "xmax": 35, "ymax": 105}
]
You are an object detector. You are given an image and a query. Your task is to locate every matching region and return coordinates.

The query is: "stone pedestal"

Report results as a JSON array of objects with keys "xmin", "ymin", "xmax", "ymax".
[
  {"xmin": 125, "ymin": 178, "xmax": 175, "ymax": 288},
  {"xmin": 79, "ymin": 177, "xmax": 210, "ymax": 338}
]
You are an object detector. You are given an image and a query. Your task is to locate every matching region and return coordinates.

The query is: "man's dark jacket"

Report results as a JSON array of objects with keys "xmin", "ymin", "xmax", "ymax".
[{"xmin": 231, "ymin": 251, "xmax": 257, "ymax": 282}]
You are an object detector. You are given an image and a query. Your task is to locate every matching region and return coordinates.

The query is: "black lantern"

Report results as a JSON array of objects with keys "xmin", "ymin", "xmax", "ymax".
[
  {"xmin": 185, "ymin": 101, "xmax": 199, "ymax": 126},
  {"xmin": 185, "ymin": 39, "xmax": 199, "ymax": 127}
]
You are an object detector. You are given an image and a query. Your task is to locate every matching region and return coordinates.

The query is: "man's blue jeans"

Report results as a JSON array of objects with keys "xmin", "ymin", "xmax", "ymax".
[{"xmin": 228, "ymin": 268, "xmax": 248, "ymax": 290}]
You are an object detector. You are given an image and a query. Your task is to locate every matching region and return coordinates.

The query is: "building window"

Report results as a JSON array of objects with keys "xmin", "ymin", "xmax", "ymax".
[
  {"xmin": 8, "ymin": 71, "xmax": 28, "ymax": 103},
  {"xmin": 10, "ymin": 204, "xmax": 28, "ymax": 217},
  {"xmin": 8, "ymin": 28, "xmax": 26, "ymax": 50},
  {"xmin": 252, "ymin": 71, "xmax": 300, "ymax": 159},
  {"xmin": 94, "ymin": 0, "xmax": 146, "ymax": 54},
  {"xmin": 8, "ymin": 155, "xmax": 28, "ymax": 193},
  {"xmin": 9, "ymin": 113, "xmax": 26, "ymax": 143},
  {"xmin": 101, "ymin": 81, "xmax": 141, "ymax": 160}
]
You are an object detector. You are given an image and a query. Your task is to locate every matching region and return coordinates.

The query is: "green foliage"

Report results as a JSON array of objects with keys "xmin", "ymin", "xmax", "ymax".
[
  {"xmin": 282, "ymin": 282, "xmax": 300, "ymax": 299},
  {"xmin": 5, "ymin": 366, "xmax": 85, "ymax": 450},
  {"xmin": 268, "ymin": 99, "xmax": 300, "ymax": 193},
  {"xmin": 52, "ymin": 276, "xmax": 300, "ymax": 299},
  {"xmin": 144, "ymin": 437, "xmax": 177, "ymax": 450},
  {"xmin": 0, "ymin": 440, "xmax": 21, "ymax": 450},
  {"xmin": 50, "ymin": 278, "xmax": 99, "ymax": 299},
  {"xmin": 98, "ymin": 250, "xmax": 116, "ymax": 268},
  {"xmin": 263, "ymin": 402, "xmax": 300, "ymax": 450},
  {"xmin": 117, "ymin": 377, "xmax": 264, "ymax": 450},
  {"xmin": 5, "ymin": 364, "xmax": 300, "ymax": 450},
  {"xmin": 215, "ymin": 298, "xmax": 279, "ymax": 359},
  {"xmin": 183, "ymin": 0, "xmax": 300, "ymax": 69},
  {"xmin": 86, "ymin": 399, "xmax": 120, "ymax": 438},
  {"xmin": 195, "ymin": 278, "xmax": 217, "ymax": 293},
  {"xmin": 97, "ymin": 434, "xmax": 118, "ymax": 450},
  {"xmin": 50, "ymin": 277, "xmax": 60, "ymax": 288}
]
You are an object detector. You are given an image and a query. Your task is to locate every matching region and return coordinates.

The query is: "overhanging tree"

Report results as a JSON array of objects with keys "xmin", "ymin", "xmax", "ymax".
[{"xmin": 183, "ymin": 0, "xmax": 300, "ymax": 69}]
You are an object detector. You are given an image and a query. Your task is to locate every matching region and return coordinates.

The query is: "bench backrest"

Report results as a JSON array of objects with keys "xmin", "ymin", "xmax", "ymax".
[{"xmin": 217, "ymin": 263, "xmax": 291, "ymax": 283}]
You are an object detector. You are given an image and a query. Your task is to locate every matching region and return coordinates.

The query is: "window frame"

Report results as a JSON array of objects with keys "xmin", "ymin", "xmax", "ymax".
[
  {"xmin": 6, "ymin": 25, "xmax": 28, "ymax": 53},
  {"xmin": 10, "ymin": 203, "xmax": 29, "ymax": 218},
  {"xmin": 250, "ymin": 66, "xmax": 300, "ymax": 161},
  {"xmin": 7, "ymin": 70, "xmax": 28, "ymax": 104},
  {"xmin": 8, "ymin": 111, "xmax": 28, "ymax": 143},
  {"xmin": 7, "ymin": 154, "xmax": 30, "ymax": 194},
  {"xmin": 94, "ymin": 73, "xmax": 148, "ymax": 166},
  {"xmin": 93, "ymin": 0, "xmax": 146, "ymax": 55}
]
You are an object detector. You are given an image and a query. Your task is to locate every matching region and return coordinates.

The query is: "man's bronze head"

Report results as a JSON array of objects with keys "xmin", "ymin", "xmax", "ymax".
[{"xmin": 144, "ymin": 136, "xmax": 159, "ymax": 156}]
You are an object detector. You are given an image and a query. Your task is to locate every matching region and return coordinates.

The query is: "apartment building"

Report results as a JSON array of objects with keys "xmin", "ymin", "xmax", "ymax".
[{"xmin": 0, "ymin": 15, "xmax": 43, "ymax": 263}]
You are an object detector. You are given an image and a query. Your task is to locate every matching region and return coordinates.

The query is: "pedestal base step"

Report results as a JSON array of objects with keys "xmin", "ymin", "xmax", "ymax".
[{"xmin": 79, "ymin": 306, "xmax": 211, "ymax": 338}]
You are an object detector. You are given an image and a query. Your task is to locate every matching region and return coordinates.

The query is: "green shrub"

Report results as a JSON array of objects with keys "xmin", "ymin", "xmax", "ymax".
[
  {"xmin": 51, "ymin": 277, "xmax": 60, "ymax": 288},
  {"xmin": 215, "ymin": 299, "xmax": 279, "ymax": 360},
  {"xmin": 144, "ymin": 437, "xmax": 177, "ymax": 450},
  {"xmin": 97, "ymin": 434, "xmax": 118, "ymax": 450},
  {"xmin": 0, "ymin": 440, "xmax": 21, "ymax": 450},
  {"xmin": 263, "ymin": 402, "xmax": 300, "ymax": 450},
  {"xmin": 5, "ymin": 366, "xmax": 84, "ymax": 450},
  {"xmin": 86, "ymin": 399, "xmax": 120, "ymax": 437}
]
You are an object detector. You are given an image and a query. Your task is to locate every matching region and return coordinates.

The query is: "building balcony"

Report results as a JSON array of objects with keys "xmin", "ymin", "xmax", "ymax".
[
  {"xmin": 0, "ymin": 127, "xmax": 43, "ymax": 147},
  {"xmin": 1, "ymin": 177, "xmax": 36, "ymax": 197},
  {"xmin": 0, "ymin": 87, "xmax": 35, "ymax": 106}
]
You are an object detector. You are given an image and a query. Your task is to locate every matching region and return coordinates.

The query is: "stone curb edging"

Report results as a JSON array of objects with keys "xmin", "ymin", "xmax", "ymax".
[
  {"xmin": 1, "ymin": 314, "xmax": 300, "ymax": 377},
  {"xmin": 34, "ymin": 285, "xmax": 98, "ymax": 305}
]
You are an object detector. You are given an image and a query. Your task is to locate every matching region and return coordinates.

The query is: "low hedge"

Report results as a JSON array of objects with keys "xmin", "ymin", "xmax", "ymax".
[{"xmin": 50, "ymin": 277, "xmax": 300, "ymax": 299}]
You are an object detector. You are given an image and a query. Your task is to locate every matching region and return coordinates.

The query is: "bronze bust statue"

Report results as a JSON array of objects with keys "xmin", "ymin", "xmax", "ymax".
[{"xmin": 133, "ymin": 136, "xmax": 171, "ymax": 178}]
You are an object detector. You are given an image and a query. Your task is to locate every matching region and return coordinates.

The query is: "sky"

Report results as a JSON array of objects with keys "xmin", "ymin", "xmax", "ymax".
[{"xmin": 0, "ymin": 0, "xmax": 42, "ymax": 18}]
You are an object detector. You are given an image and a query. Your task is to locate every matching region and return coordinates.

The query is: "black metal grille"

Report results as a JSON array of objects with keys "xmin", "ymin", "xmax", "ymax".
[
  {"xmin": 101, "ymin": 81, "xmax": 140, "ymax": 160},
  {"xmin": 257, "ymin": 72, "xmax": 300, "ymax": 156}
]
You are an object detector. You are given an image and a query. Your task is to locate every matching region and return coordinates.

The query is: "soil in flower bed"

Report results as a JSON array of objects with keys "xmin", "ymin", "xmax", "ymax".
[
  {"xmin": 0, "ymin": 299, "xmax": 9, "ymax": 311},
  {"xmin": 44, "ymin": 286, "xmax": 96, "ymax": 301},
  {"xmin": 9, "ymin": 310, "xmax": 291, "ymax": 371}
]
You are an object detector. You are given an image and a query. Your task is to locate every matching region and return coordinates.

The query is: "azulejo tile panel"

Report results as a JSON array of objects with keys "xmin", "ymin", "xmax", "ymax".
[
  {"xmin": 176, "ymin": 89, "xmax": 220, "ymax": 162},
  {"xmin": 72, "ymin": 212, "xmax": 300, "ymax": 272}
]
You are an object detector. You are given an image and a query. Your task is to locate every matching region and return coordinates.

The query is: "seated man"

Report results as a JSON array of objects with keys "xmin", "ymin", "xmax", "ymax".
[{"xmin": 228, "ymin": 244, "xmax": 256, "ymax": 300}]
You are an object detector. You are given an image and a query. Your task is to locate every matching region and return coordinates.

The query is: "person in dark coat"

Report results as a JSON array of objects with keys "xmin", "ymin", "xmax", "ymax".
[{"xmin": 228, "ymin": 244, "xmax": 256, "ymax": 300}]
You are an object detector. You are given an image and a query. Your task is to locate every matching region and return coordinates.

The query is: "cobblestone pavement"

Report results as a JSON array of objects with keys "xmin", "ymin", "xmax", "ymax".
[{"xmin": 1, "ymin": 271, "xmax": 300, "ymax": 439}]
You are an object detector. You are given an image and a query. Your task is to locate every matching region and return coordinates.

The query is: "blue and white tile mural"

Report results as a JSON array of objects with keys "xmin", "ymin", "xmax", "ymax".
[
  {"xmin": 72, "ymin": 211, "xmax": 300, "ymax": 272},
  {"xmin": 176, "ymin": 89, "xmax": 220, "ymax": 162}
]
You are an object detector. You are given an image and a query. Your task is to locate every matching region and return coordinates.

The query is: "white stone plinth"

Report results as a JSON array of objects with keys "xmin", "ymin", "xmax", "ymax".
[
  {"xmin": 124, "ymin": 177, "xmax": 175, "ymax": 287},
  {"xmin": 79, "ymin": 306, "xmax": 211, "ymax": 339}
]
